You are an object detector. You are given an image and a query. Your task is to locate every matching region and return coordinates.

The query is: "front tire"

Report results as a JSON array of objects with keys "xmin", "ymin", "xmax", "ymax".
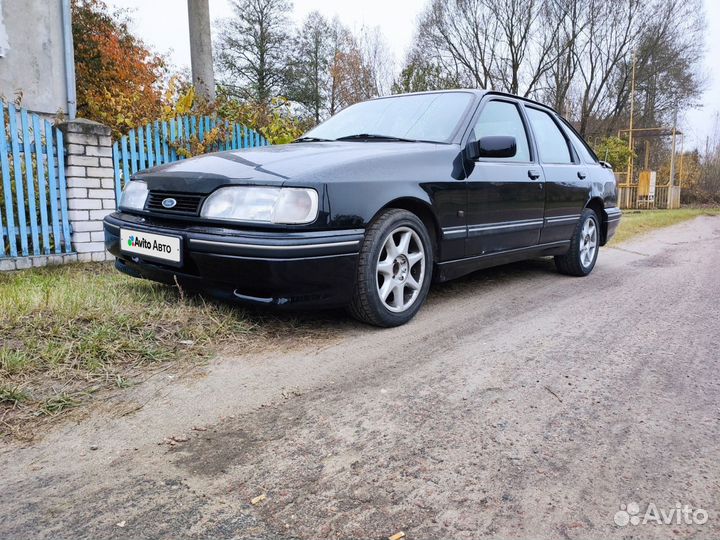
[
  {"xmin": 554, "ymin": 208, "xmax": 600, "ymax": 276},
  {"xmin": 349, "ymin": 209, "xmax": 433, "ymax": 327}
]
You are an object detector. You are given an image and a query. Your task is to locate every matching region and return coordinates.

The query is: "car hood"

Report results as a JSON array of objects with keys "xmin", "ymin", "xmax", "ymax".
[{"xmin": 134, "ymin": 141, "xmax": 459, "ymax": 193}]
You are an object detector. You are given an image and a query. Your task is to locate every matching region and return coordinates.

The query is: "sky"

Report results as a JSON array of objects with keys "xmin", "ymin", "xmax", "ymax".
[
  {"xmin": 110, "ymin": 0, "xmax": 423, "ymax": 73},
  {"xmin": 109, "ymin": 0, "xmax": 720, "ymax": 151}
]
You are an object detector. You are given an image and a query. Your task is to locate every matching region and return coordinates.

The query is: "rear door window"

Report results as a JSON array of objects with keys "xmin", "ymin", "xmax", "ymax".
[
  {"xmin": 561, "ymin": 120, "xmax": 599, "ymax": 164},
  {"xmin": 525, "ymin": 108, "xmax": 573, "ymax": 164}
]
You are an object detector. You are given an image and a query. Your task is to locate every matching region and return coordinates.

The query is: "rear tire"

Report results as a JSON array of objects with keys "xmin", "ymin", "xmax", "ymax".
[
  {"xmin": 349, "ymin": 209, "xmax": 433, "ymax": 327},
  {"xmin": 554, "ymin": 208, "xmax": 600, "ymax": 276}
]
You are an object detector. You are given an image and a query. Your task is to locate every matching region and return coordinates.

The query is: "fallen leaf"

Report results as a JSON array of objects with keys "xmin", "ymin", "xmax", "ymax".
[
  {"xmin": 251, "ymin": 494, "xmax": 267, "ymax": 505},
  {"xmin": 192, "ymin": 426, "xmax": 208, "ymax": 432},
  {"xmin": 171, "ymin": 435, "xmax": 189, "ymax": 443},
  {"xmin": 388, "ymin": 532, "xmax": 405, "ymax": 540},
  {"xmin": 116, "ymin": 521, "xmax": 126, "ymax": 528}
]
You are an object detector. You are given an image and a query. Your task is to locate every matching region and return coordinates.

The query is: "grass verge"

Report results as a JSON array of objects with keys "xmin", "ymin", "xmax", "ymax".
[
  {"xmin": 0, "ymin": 262, "xmax": 343, "ymax": 440},
  {"xmin": 608, "ymin": 207, "xmax": 720, "ymax": 245}
]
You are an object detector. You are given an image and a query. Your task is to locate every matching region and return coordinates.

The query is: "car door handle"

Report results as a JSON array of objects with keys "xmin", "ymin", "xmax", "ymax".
[
  {"xmin": 528, "ymin": 169, "xmax": 541, "ymax": 180},
  {"xmin": 577, "ymin": 171, "xmax": 587, "ymax": 179}
]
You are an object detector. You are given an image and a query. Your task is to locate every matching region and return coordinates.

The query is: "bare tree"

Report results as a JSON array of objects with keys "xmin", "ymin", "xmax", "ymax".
[
  {"xmin": 574, "ymin": 0, "xmax": 642, "ymax": 135},
  {"xmin": 623, "ymin": 0, "xmax": 705, "ymax": 128},
  {"xmin": 358, "ymin": 26, "xmax": 394, "ymax": 98},
  {"xmin": 542, "ymin": 0, "xmax": 590, "ymax": 115},
  {"xmin": 412, "ymin": 0, "xmax": 573, "ymax": 96},
  {"xmin": 414, "ymin": 0, "xmax": 499, "ymax": 89},
  {"xmin": 215, "ymin": 0, "xmax": 292, "ymax": 104},
  {"xmin": 488, "ymin": 0, "xmax": 567, "ymax": 96},
  {"xmin": 405, "ymin": 0, "xmax": 705, "ymax": 138}
]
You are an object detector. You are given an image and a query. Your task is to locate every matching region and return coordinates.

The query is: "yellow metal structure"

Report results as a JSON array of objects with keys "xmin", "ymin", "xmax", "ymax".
[
  {"xmin": 615, "ymin": 126, "xmax": 684, "ymax": 209},
  {"xmin": 638, "ymin": 170, "xmax": 654, "ymax": 196},
  {"xmin": 636, "ymin": 170, "xmax": 657, "ymax": 209}
]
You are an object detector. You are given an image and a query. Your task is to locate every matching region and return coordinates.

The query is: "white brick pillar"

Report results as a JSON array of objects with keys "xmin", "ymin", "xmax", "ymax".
[{"xmin": 58, "ymin": 119, "xmax": 116, "ymax": 262}]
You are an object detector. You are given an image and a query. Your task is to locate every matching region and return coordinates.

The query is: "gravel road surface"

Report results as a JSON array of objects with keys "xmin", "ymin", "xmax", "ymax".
[{"xmin": 2, "ymin": 216, "xmax": 719, "ymax": 539}]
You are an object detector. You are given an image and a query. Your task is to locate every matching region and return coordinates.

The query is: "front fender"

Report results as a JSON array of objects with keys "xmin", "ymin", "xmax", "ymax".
[{"xmin": 325, "ymin": 180, "xmax": 438, "ymax": 229}]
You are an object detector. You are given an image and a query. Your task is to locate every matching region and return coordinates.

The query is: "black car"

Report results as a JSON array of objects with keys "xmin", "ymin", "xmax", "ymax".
[{"xmin": 104, "ymin": 90, "xmax": 621, "ymax": 327}]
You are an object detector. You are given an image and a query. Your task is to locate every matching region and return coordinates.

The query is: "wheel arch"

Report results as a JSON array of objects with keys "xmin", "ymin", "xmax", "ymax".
[
  {"xmin": 375, "ymin": 197, "xmax": 441, "ymax": 261},
  {"xmin": 585, "ymin": 196, "xmax": 608, "ymax": 245}
]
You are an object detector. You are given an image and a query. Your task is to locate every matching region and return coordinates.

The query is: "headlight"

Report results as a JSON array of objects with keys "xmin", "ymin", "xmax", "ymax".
[
  {"xmin": 119, "ymin": 180, "xmax": 148, "ymax": 211},
  {"xmin": 200, "ymin": 187, "xmax": 319, "ymax": 224}
]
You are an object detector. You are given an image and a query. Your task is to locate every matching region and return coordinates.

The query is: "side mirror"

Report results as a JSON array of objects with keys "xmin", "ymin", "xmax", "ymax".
[{"xmin": 465, "ymin": 135, "xmax": 517, "ymax": 161}]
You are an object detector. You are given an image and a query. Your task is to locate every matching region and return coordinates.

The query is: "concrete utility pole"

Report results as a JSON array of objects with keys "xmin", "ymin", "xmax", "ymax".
[
  {"xmin": 669, "ymin": 109, "xmax": 678, "ymax": 188},
  {"xmin": 187, "ymin": 0, "xmax": 216, "ymax": 102}
]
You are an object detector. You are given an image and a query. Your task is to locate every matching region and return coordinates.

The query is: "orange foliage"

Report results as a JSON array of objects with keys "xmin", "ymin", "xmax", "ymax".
[{"xmin": 72, "ymin": 0, "xmax": 167, "ymax": 138}]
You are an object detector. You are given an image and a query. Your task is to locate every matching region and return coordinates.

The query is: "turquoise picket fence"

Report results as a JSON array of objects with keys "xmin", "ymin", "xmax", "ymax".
[
  {"xmin": 0, "ymin": 102, "xmax": 72, "ymax": 258},
  {"xmin": 112, "ymin": 116, "xmax": 269, "ymax": 201}
]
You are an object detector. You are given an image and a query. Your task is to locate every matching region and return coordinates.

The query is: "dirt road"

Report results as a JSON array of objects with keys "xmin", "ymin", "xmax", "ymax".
[{"xmin": 2, "ymin": 216, "xmax": 719, "ymax": 539}]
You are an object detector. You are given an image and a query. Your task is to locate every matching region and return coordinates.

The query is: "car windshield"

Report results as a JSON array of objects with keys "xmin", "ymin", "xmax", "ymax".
[{"xmin": 302, "ymin": 92, "xmax": 474, "ymax": 143}]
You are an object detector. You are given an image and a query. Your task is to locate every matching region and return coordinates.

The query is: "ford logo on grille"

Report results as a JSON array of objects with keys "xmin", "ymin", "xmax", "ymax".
[{"xmin": 161, "ymin": 198, "xmax": 177, "ymax": 209}]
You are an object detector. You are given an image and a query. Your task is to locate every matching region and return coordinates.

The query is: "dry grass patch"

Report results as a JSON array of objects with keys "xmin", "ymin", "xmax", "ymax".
[{"xmin": 0, "ymin": 262, "xmax": 345, "ymax": 439}]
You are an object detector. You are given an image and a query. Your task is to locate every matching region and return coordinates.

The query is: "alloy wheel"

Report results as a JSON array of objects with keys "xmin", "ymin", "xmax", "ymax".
[
  {"xmin": 580, "ymin": 217, "xmax": 597, "ymax": 268},
  {"xmin": 375, "ymin": 226, "xmax": 425, "ymax": 313}
]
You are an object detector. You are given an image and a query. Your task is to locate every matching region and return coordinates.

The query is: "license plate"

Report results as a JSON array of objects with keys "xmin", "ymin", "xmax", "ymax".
[{"xmin": 120, "ymin": 229, "xmax": 181, "ymax": 264}]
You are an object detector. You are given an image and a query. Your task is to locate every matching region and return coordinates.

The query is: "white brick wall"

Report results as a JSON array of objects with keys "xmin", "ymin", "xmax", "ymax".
[
  {"xmin": 88, "ymin": 189, "xmax": 115, "ymax": 199},
  {"xmin": 59, "ymin": 118, "xmax": 117, "ymax": 262},
  {"xmin": 0, "ymin": 253, "xmax": 79, "ymax": 271},
  {"xmin": 72, "ymin": 221, "xmax": 104, "ymax": 232},
  {"xmin": 68, "ymin": 198, "xmax": 103, "ymax": 210},
  {"xmin": 85, "ymin": 145, "xmax": 113, "ymax": 157},
  {"xmin": 66, "ymin": 155, "xmax": 99, "ymax": 167}
]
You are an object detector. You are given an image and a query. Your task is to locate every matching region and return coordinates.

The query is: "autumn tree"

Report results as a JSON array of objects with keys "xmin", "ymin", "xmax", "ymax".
[
  {"xmin": 285, "ymin": 15, "xmax": 391, "ymax": 121},
  {"xmin": 72, "ymin": 0, "xmax": 166, "ymax": 138},
  {"xmin": 327, "ymin": 22, "xmax": 391, "ymax": 115},
  {"xmin": 329, "ymin": 30, "xmax": 374, "ymax": 113}
]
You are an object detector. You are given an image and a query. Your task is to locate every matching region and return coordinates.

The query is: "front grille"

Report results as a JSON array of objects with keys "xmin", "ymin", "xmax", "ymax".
[{"xmin": 146, "ymin": 192, "xmax": 204, "ymax": 215}]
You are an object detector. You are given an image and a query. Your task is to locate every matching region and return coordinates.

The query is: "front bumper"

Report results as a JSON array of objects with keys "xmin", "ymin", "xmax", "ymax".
[{"xmin": 104, "ymin": 212, "xmax": 363, "ymax": 308}]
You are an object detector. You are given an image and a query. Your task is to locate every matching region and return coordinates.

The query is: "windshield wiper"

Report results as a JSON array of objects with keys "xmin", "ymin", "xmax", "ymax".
[
  {"xmin": 334, "ymin": 133, "xmax": 418, "ymax": 142},
  {"xmin": 293, "ymin": 136, "xmax": 333, "ymax": 143}
]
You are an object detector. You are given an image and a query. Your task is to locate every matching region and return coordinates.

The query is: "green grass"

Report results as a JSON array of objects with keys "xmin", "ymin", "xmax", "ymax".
[
  {"xmin": 609, "ymin": 207, "xmax": 720, "ymax": 245},
  {"xmin": 0, "ymin": 385, "xmax": 29, "ymax": 407},
  {"xmin": 0, "ymin": 262, "xmax": 340, "ymax": 437},
  {"xmin": 39, "ymin": 392, "xmax": 82, "ymax": 416}
]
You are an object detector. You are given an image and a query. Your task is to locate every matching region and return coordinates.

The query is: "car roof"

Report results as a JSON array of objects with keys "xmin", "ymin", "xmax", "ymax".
[{"xmin": 381, "ymin": 89, "xmax": 560, "ymax": 116}]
